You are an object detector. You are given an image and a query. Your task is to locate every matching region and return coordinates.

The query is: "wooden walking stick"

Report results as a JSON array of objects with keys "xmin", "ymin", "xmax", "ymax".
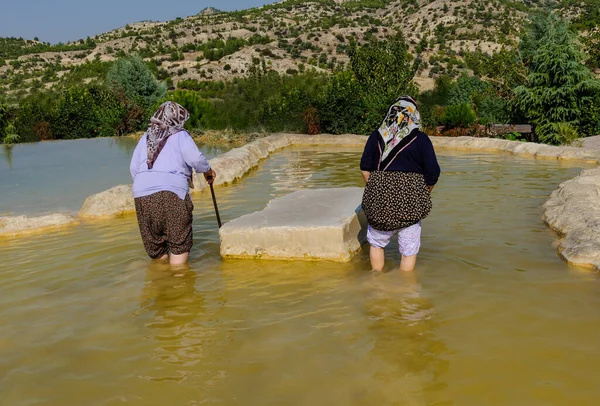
[{"xmin": 207, "ymin": 176, "xmax": 222, "ymax": 228}]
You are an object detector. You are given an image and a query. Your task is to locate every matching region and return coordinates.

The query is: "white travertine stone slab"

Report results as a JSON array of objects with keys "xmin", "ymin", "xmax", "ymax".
[
  {"xmin": 0, "ymin": 213, "xmax": 77, "ymax": 237},
  {"xmin": 219, "ymin": 187, "xmax": 367, "ymax": 262}
]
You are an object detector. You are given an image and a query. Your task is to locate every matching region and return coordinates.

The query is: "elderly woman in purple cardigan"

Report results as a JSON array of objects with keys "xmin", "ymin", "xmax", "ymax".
[{"xmin": 130, "ymin": 101, "xmax": 216, "ymax": 265}]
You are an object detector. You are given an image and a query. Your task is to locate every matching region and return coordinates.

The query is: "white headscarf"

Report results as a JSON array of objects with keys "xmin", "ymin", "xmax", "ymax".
[
  {"xmin": 146, "ymin": 101, "xmax": 190, "ymax": 169},
  {"xmin": 378, "ymin": 96, "xmax": 421, "ymax": 162}
]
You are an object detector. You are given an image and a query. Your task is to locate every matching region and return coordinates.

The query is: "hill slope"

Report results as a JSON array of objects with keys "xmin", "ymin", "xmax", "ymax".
[{"xmin": 0, "ymin": 0, "xmax": 596, "ymax": 100}]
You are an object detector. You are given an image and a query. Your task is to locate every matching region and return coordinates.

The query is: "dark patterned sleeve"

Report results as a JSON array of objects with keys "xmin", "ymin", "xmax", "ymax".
[
  {"xmin": 360, "ymin": 131, "xmax": 381, "ymax": 171},
  {"xmin": 420, "ymin": 133, "xmax": 441, "ymax": 186}
]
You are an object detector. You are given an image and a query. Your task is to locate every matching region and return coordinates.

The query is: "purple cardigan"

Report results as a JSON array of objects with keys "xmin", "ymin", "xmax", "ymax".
[{"xmin": 130, "ymin": 131, "xmax": 211, "ymax": 199}]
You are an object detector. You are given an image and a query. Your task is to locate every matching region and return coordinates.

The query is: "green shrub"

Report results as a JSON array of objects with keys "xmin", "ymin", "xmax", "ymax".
[
  {"xmin": 475, "ymin": 93, "xmax": 509, "ymax": 125},
  {"xmin": 317, "ymin": 70, "xmax": 365, "ymax": 134},
  {"xmin": 194, "ymin": 69, "xmax": 327, "ymax": 133},
  {"xmin": 347, "ymin": 33, "xmax": 419, "ymax": 133},
  {"xmin": 52, "ymin": 86, "xmax": 126, "ymax": 139},
  {"xmin": 0, "ymin": 101, "xmax": 19, "ymax": 144},
  {"xmin": 168, "ymin": 90, "xmax": 214, "ymax": 130},
  {"xmin": 502, "ymin": 132, "xmax": 521, "ymax": 141},
  {"xmin": 552, "ymin": 122, "xmax": 579, "ymax": 145},
  {"xmin": 441, "ymin": 103, "xmax": 476, "ymax": 128},
  {"xmin": 418, "ymin": 75, "xmax": 455, "ymax": 127},
  {"xmin": 107, "ymin": 55, "xmax": 167, "ymax": 110},
  {"xmin": 15, "ymin": 85, "xmax": 126, "ymax": 142},
  {"xmin": 15, "ymin": 92, "xmax": 56, "ymax": 142},
  {"xmin": 447, "ymin": 74, "xmax": 490, "ymax": 106}
]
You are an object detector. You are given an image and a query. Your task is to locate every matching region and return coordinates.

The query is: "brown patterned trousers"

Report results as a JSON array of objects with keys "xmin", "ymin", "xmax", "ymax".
[{"xmin": 134, "ymin": 191, "xmax": 194, "ymax": 259}]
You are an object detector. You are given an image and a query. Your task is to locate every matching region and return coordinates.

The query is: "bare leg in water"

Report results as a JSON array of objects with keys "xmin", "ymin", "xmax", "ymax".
[
  {"xmin": 153, "ymin": 252, "xmax": 188, "ymax": 266},
  {"xmin": 400, "ymin": 255, "xmax": 417, "ymax": 272},
  {"xmin": 370, "ymin": 246, "xmax": 385, "ymax": 272},
  {"xmin": 169, "ymin": 252, "xmax": 189, "ymax": 266},
  {"xmin": 370, "ymin": 246, "xmax": 417, "ymax": 272}
]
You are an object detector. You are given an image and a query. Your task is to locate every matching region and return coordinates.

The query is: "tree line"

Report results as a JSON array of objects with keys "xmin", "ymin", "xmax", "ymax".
[{"xmin": 1, "ymin": 12, "xmax": 599, "ymax": 145}]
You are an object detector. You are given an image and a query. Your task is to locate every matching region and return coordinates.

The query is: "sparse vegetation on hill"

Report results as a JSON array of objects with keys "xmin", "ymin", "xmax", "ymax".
[
  {"xmin": 0, "ymin": 0, "xmax": 575, "ymax": 100},
  {"xmin": 0, "ymin": 1, "xmax": 599, "ymax": 144}
]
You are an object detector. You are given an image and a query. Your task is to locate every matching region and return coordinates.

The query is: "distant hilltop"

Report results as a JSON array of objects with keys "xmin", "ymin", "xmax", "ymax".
[{"xmin": 199, "ymin": 7, "xmax": 221, "ymax": 15}]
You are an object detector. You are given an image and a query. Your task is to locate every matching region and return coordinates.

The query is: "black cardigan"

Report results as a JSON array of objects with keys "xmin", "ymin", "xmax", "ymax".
[{"xmin": 360, "ymin": 129, "xmax": 441, "ymax": 186}]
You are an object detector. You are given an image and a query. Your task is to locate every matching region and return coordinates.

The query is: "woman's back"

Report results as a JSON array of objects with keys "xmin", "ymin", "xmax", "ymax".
[
  {"xmin": 360, "ymin": 130, "xmax": 440, "ymax": 186},
  {"xmin": 130, "ymin": 131, "xmax": 210, "ymax": 199}
]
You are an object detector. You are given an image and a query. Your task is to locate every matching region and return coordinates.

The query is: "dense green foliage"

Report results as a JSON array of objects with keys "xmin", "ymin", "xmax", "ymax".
[
  {"xmin": 317, "ymin": 71, "xmax": 364, "ymax": 134},
  {"xmin": 15, "ymin": 86, "xmax": 126, "ymax": 142},
  {"xmin": 415, "ymin": 12, "xmax": 600, "ymax": 143},
  {"xmin": 196, "ymin": 67, "xmax": 328, "ymax": 132},
  {"xmin": 2, "ymin": 10, "xmax": 600, "ymax": 145},
  {"xmin": 514, "ymin": 15, "xmax": 600, "ymax": 143},
  {"xmin": 347, "ymin": 34, "xmax": 419, "ymax": 133},
  {"xmin": 9, "ymin": 57, "xmax": 164, "ymax": 142},
  {"xmin": 0, "ymin": 101, "xmax": 19, "ymax": 143},
  {"xmin": 441, "ymin": 103, "xmax": 477, "ymax": 129},
  {"xmin": 107, "ymin": 55, "xmax": 166, "ymax": 109},
  {"xmin": 583, "ymin": 28, "xmax": 600, "ymax": 70}
]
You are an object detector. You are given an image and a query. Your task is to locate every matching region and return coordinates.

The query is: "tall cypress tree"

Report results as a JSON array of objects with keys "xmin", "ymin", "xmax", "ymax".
[{"xmin": 514, "ymin": 14, "xmax": 600, "ymax": 144}]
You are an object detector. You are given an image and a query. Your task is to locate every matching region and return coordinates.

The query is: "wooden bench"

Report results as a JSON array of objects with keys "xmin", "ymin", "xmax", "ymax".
[
  {"xmin": 489, "ymin": 124, "xmax": 533, "ymax": 134},
  {"xmin": 489, "ymin": 124, "xmax": 535, "ymax": 142}
]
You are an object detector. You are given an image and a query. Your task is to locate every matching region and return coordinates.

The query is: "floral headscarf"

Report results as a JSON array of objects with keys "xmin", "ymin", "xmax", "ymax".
[
  {"xmin": 378, "ymin": 96, "xmax": 421, "ymax": 163},
  {"xmin": 146, "ymin": 101, "xmax": 190, "ymax": 169}
]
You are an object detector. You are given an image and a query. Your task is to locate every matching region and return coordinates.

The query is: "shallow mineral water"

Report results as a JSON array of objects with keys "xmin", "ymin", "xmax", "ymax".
[
  {"xmin": 1, "ymin": 145, "xmax": 600, "ymax": 405},
  {"xmin": 0, "ymin": 138, "xmax": 224, "ymax": 216}
]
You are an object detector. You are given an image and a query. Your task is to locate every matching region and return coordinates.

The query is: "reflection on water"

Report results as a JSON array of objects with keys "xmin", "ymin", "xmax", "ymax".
[
  {"xmin": 1, "ymin": 146, "xmax": 600, "ymax": 405},
  {"xmin": 1, "ymin": 144, "xmax": 14, "ymax": 170},
  {"xmin": 0, "ymin": 137, "xmax": 225, "ymax": 216},
  {"xmin": 363, "ymin": 272, "xmax": 448, "ymax": 405},
  {"xmin": 138, "ymin": 263, "xmax": 224, "ymax": 377}
]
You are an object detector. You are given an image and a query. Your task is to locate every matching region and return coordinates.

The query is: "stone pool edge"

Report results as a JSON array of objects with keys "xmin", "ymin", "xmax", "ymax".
[
  {"xmin": 541, "ymin": 167, "xmax": 600, "ymax": 271},
  {"xmin": 3, "ymin": 133, "xmax": 600, "ymax": 271},
  {"xmin": 0, "ymin": 213, "xmax": 79, "ymax": 238}
]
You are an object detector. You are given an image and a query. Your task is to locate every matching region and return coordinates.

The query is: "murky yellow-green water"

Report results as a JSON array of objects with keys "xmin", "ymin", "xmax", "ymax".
[
  {"xmin": 0, "ymin": 138, "xmax": 224, "ymax": 216},
  {"xmin": 2, "ymin": 146, "xmax": 600, "ymax": 405}
]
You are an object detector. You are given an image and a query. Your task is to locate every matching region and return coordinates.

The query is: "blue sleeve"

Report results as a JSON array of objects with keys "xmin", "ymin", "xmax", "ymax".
[
  {"xmin": 420, "ymin": 134, "xmax": 441, "ymax": 186},
  {"xmin": 179, "ymin": 131, "xmax": 211, "ymax": 173},
  {"xmin": 360, "ymin": 131, "xmax": 381, "ymax": 171}
]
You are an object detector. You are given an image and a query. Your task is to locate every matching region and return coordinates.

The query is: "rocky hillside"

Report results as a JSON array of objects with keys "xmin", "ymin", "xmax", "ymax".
[{"xmin": 0, "ymin": 0, "xmax": 595, "ymax": 101}]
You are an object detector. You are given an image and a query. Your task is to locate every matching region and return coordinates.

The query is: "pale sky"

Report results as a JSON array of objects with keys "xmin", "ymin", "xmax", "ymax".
[{"xmin": 0, "ymin": 0, "xmax": 275, "ymax": 44}]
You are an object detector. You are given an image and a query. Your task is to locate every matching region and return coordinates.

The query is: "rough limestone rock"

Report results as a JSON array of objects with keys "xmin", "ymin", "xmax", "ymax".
[
  {"xmin": 192, "ymin": 133, "xmax": 294, "ymax": 191},
  {"xmin": 0, "ymin": 213, "xmax": 77, "ymax": 237},
  {"xmin": 542, "ymin": 167, "xmax": 600, "ymax": 270},
  {"xmin": 219, "ymin": 187, "xmax": 367, "ymax": 262},
  {"xmin": 431, "ymin": 136, "xmax": 600, "ymax": 162},
  {"xmin": 78, "ymin": 184, "xmax": 135, "ymax": 218},
  {"xmin": 580, "ymin": 135, "xmax": 600, "ymax": 150}
]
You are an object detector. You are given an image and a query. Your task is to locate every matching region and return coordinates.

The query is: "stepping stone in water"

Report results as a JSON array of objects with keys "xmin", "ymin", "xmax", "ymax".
[{"xmin": 219, "ymin": 187, "xmax": 367, "ymax": 262}]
